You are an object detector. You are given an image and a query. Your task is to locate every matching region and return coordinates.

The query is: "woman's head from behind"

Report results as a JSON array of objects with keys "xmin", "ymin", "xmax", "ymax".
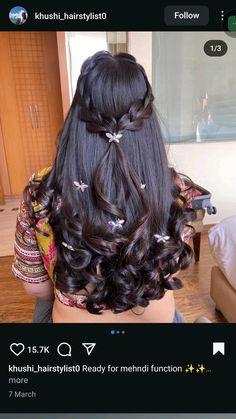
[
  {"xmin": 29, "ymin": 51, "xmax": 193, "ymax": 314},
  {"xmin": 77, "ymin": 51, "xmax": 153, "ymax": 131}
]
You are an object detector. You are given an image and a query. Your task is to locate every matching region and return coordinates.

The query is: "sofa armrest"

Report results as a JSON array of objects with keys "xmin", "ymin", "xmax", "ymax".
[{"xmin": 211, "ymin": 266, "xmax": 236, "ymax": 323}]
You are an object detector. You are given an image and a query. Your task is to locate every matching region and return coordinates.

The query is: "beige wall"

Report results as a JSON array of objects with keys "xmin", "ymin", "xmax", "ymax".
[
  {"xmin": 129, "ymin": 32, "xmax": 236, "ymax": 224},
  {"xmin": 129, "ymin": 32, "xmax": 152, "ymax": 81}
]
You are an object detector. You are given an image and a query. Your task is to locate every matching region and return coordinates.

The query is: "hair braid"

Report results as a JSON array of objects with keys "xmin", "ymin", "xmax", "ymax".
[{"xmin": 77, "ymin": 52, "xmax": 154, "ymax": 137}]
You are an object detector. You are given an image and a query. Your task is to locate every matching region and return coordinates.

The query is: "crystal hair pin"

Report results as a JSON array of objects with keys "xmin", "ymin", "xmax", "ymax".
[
  {"xmin": 62, "ymin": 241, "xmax": 75, "ymax": 251},
  {"xmin": 56, "ymin": 196, "xmax": 62, "ymax": 210},
  {"xmin": 105, "ymin": 132, "xmax": 123, "ymax": 143},
  {"xmin": 108, "ymin": 218, "xmax": 125, "ymax": 231},
  {"xmin": 154, "ymin": 233, "xmax": 170, "ymax": 243},
  {"xmin": 141, "ymin": 183, "xmax": 146, "ymax": 189},
  {"xmin": 73, "ymin": 180, "xmax": 88, "ymax": 192}
]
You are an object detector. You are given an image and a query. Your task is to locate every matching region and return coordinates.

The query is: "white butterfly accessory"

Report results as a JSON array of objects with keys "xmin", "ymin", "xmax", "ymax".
[
  {"xmin": 105, "ymin": 132, "xmax": 123, "ymax": 143},
  {"xmin": 108, "ymin": 218, "xmax": 125, "ymax": 231},
  {"xmin": 73, "ymin": 180, "xmax": 88, "ymax": 192},
  {"xmin": 153, "ymin": 233, "xmax": 170, "ymax": 243}
]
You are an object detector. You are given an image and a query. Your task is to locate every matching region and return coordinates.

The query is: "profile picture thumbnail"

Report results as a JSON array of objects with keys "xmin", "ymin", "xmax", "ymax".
[{"xmin": 9, "ymin": 6, "xmax": 28, "ymax": 25}]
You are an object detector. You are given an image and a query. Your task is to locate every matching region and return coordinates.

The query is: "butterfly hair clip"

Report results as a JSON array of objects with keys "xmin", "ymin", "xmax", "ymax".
[
  {"xmin": 73, "ymin": 180, "xmax": 88, "ymax": 192},
  {"xmin": 108, "ymin": 218, "xmax": 125, "ymax": 232},
  {"xmin": 62, "ymin": 241, "xmax": 75, "ymax": 251},
  {"xmin": 154, "ymin": 233, "xmax": 170, "ymax": 243},
  {"xmin": 105, "ymin": 131, "xmax": 123, "ymax": 144}
]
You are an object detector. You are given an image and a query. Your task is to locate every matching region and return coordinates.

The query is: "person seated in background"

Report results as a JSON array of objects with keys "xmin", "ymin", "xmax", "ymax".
[{"xmin": 12, "ymin": 51, "xmax": 195, "ymax": 323}]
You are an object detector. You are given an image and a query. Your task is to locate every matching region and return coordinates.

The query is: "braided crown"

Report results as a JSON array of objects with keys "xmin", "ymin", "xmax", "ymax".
[{"xmin": 76, "ymin": 52, "xmax": 154, "ymax": 137}]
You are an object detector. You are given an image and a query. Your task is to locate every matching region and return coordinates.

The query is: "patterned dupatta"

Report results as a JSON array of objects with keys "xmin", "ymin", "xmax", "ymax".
[{"xmin": 32, "ymin": 167, "xmax": 56, "ymax": 282}]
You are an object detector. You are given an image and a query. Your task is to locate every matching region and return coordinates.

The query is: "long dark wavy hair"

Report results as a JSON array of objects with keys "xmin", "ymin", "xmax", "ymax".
[{"xmin": 24, "ymin": 51, "xmax": 195, "ymax": 314}]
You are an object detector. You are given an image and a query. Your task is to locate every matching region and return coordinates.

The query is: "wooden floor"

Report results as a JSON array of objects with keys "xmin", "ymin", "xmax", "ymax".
[
  {"xmin": 0, "ymin": 228, "xmax": 226, "ymax": 323},
  {"xmin": 175, "ymin": 229, "xmax": 225, "ymax": 323},
  {"xmin": 0, "ymin": 256, "xmax": 35, "ymax": 323}
]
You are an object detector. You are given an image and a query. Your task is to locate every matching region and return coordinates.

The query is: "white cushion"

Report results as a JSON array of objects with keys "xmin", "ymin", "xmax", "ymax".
[{"xmin": 208, "ymin": 216, "xmax": 236, "ymax": 290}]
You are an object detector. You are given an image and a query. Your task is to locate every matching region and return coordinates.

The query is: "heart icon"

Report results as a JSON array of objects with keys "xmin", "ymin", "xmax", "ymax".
[{"xmin": 10, "ymin": 343, "xmax": 25, "ymax": 356}]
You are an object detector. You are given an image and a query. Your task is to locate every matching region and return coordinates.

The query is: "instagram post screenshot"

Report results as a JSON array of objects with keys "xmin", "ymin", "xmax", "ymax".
[{"xmin": 0, "ymin": 0, "xmax": 236, "ymax": 415}]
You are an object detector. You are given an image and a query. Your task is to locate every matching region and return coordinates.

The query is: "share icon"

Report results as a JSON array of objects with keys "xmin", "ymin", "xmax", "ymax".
[{"xmin": 82, "ymin": 342, "xmax": 96, "ymax": 355}]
